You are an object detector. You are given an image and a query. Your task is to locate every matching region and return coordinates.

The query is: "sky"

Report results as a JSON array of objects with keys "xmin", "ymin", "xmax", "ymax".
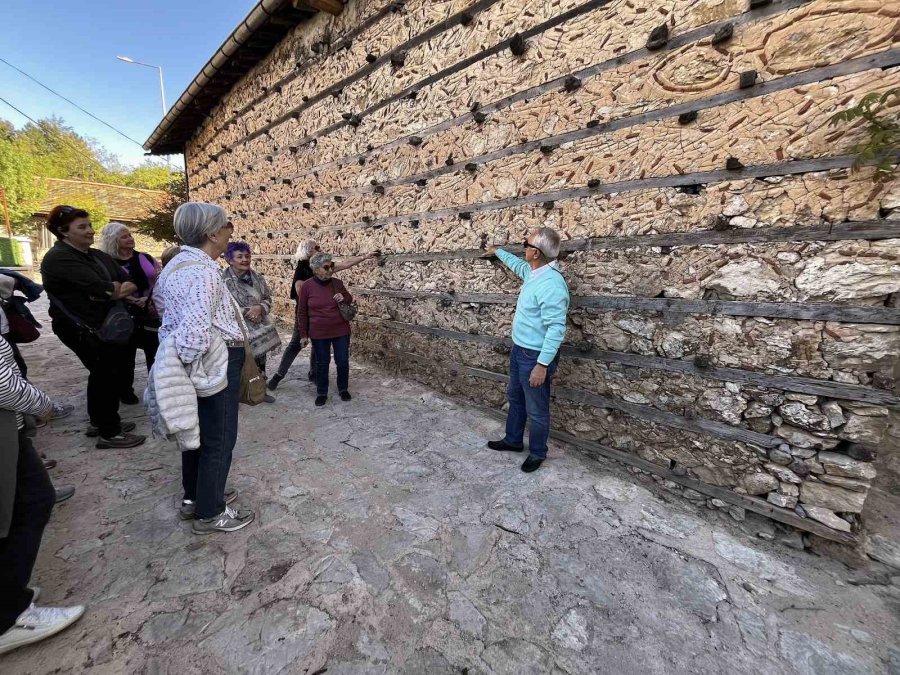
[{"xmin": 0, "ymin": 0, "xmax": 257, "ymax": 169}]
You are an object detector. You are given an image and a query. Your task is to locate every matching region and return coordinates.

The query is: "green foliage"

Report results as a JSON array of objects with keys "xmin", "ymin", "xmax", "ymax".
[
  {"xmin": 14, "ymin": 117, "xmax": 112, "ymax": 183},
  {"xmin": 0, "ymin": 136, "xmax": 46, "ymax": 234},
  {"xmin": 133, "ymin": 171, "xmax": 185, "ymax": 242},
  {"xmin": 63, "ymin": 193, "xmax": 109, "ymax": 232},
  {"xmin": 125, "ymin": 163, "xmax": 174, "ymax": 190},
  {"xmin": 829, "ymin": 88, "xmax": 900, "ymax": 182}
]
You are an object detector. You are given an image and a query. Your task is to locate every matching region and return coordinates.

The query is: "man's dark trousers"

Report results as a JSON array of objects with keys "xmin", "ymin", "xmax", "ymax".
[{"xmin": 502, "ymin": 345, "xmax": 559, "ymax": 459}]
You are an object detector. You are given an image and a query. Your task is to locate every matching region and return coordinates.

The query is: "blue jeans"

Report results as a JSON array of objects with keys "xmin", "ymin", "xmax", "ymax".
[
  {"xmin": 311, "ymin": 334, "xmax": 350, "ymax": 397},
  {"xmin": 503, "ymin": 345, "xmax": 559, "ymax": 459},
  {"xmin": 182, "ymin": 346, "xmax": 244, "ymax": 519}
]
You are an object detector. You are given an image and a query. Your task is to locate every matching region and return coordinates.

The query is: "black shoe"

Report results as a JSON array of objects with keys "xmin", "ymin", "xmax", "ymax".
[
  {"xmin": 267, "ymin": 373, "xmax": 283, "ymax": 391},
  {"xmin": 315, "ymin": 396, "xmax": 327, "ymax": 407},
  {"xmin": 488, "ymin": 439, "xmax": 523, "ymax": 452},
  {"xmin": 86, "ymin": 421, "xmax": 135, "ymax": 438},
  {"xmin": 521, "ymin": 456, "xmax": 544, "ymax": 473},
  {"xmin": 120, "ymin": 391, "xmax": 140, "ymax": 405},
  {"xmin": 307, "ymin": 371, "xmax": 316, "ymax": 382},
  {"xmin": 339, "ymin": 391, "xmax": 352, "ymax": 401}
]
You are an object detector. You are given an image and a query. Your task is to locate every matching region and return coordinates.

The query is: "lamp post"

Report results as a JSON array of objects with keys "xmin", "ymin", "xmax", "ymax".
[{"xmin": 116, "ymin": 56, "xmax": 167, "ymax": 117}]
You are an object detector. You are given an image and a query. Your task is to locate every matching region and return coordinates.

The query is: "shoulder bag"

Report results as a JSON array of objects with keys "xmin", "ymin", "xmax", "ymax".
[
  {"xmin": 330, "ymin": 280, "xmax": 358, "ymax": 322},
  {"xmin": 167, "ymin": 260, "xmax": 266, "ymax": 406}
]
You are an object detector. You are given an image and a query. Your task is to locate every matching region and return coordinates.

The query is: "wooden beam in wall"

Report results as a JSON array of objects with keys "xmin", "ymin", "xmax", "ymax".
[
  {"xmin": 362, "ymin": 317, "xmax": 900, "ymax": 407},
  {"xmin": 352, "ymin": 288, "xmax": 900, "ymax": 326}
]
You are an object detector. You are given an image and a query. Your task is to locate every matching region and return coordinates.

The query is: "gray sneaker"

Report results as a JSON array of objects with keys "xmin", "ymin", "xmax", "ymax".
[
  {"xmin": 192, "ymin": 505, "xmax": 255, "ymax": 535},
  {"xmin": 179, "ymin": 487, "xmax": 238, "ymax": 520}
]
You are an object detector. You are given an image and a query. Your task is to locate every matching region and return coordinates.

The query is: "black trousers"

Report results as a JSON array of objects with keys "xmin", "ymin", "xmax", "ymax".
[
  {"xmin": 52, "ymin": 319, "xmax": 127, "ymax": 438},
  {"xmin": 0, "ymin": 433, "xmax": 54, "ymax": 633},
  {"xmin": 122, "ymin": 326, "xmax": 160, "ymax": 396}
]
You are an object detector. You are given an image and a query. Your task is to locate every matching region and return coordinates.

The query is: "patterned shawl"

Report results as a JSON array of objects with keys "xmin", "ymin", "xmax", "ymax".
[{"xmin": 222, "ymin": 267, "xmax": 282, "ymax": 358}]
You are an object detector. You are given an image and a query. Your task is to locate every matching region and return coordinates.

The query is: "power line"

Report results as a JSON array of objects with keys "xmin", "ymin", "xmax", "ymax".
[
  {"xmin": 0, "ymin": 94, "xmax": 115, "ymax": 176},
  {"xmin": 0, "ymin": 56, "xmax": 144, "ymax": 147}
]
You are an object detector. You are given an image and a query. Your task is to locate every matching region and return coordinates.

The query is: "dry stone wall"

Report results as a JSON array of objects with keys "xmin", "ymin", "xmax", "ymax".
[{"xmin": 184, "ymin": 0, "xmax": 900, "ymax": 540}]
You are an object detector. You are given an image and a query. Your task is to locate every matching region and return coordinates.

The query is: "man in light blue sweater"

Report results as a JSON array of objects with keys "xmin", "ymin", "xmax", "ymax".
[{"xmin": 484, "ymin": 227, "xmax": 570, "ymax": 472}]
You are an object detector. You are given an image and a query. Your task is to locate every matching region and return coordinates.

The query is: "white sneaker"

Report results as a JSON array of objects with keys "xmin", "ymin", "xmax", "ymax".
[{"xmin": 0, "ymin": 604, "xmax": 84, "ymax": 655}]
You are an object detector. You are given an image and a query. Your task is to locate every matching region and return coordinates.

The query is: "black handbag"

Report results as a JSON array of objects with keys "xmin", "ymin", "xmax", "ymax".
[
  {"xmin": 47, "ymin": 292, "xmax": 134, "ymax": 345},
  {"xmin": 47, "ymin": 255, "xmax": 134, "ymax": 345}
]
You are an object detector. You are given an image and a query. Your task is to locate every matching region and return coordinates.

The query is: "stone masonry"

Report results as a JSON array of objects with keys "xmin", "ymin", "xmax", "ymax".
[{"xmin": 180, "ymin": 0, "xmax": 900, "ymax": 538}]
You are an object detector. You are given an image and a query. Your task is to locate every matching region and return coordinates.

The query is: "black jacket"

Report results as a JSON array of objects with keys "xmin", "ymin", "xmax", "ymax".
[{"xmin": 40, "ymin": 241, "xmax": 129, "ymax": 329}]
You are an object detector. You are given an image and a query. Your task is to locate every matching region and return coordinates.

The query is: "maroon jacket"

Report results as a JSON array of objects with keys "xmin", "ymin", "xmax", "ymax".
[{"xmin": 297, "ymin": 276, "xmax": 353, "ymax": 340}]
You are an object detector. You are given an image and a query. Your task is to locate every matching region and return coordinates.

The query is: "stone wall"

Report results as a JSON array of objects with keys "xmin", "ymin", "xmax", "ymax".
[{"xmin": 184, "ymin": 0, "xmax": 900, "ymax": 540}]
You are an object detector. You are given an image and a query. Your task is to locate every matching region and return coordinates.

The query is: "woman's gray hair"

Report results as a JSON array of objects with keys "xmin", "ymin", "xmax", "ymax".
[
  {"xmin": 291, "ymin": 239, "xmax": 318, "ymax": 266},
  {"xmin": 309, "ymin": 252, "xmax": 333, "ymax": 271},
  {"xmin": 174, "ymin": 202, "xmax": 228, "ymax": 247},
  {"xmin": 96, "ymin": 221, "xmax": 130, "ymax": 258},
  {"xmin": 531, "ymin": 227, "xmax": 561, "ymax": 260}
]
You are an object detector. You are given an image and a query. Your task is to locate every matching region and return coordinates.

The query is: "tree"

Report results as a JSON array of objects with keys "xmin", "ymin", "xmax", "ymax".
[
  {"xmin": 829, "ymin": 88, "xmax": 900, "ymax": 183},
  {"xmin": 125, "ymin": 163, "xmax": 174, "ymax": 191},
  {"xmin": 14, "ymin": 117, "xmax": 113, "ymax": 183},
  {"xmin": 63, "ymin": 193, "xmax": 108, "ymax": 232},
  {"xmin": 0, "ymin": 136, "xmax": 45, "ymax": 234},
  {"xmin": 134, "ymin": 171, "xmax": 185, "ymax": 241}
]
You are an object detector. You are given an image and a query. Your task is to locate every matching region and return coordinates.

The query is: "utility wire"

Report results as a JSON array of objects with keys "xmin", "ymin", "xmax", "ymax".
[
  {"xmin": 0, "ymin": 94, "xmax": 116, "ymax": 178},
  {"xmin": 0, "ymin": 56, "xmax": 145, "ymax": 147}
]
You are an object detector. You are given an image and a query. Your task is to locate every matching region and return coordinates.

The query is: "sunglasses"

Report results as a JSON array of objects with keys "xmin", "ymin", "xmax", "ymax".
[
  {"xmin": 321, "ymin": 263, "xmax": 334, "ymax": 271},
  {"xmin": 523, "ymin": 239, "xmax": 544, "ymax": 256},
  {"xmin": 314, "ymin": 245, "xmax": 321, "ymax": 251}
]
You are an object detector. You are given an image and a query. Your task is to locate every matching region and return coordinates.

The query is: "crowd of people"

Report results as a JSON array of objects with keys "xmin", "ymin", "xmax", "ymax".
[{"xmin": 0, "ymin": 201, "xmax": 568, "ymax": 655}]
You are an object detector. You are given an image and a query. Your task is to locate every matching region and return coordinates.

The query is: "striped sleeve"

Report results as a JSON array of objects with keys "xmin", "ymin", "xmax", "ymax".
[{"xmin": 0, "ymin": 337, "xmax": 52, "ymax": 420}]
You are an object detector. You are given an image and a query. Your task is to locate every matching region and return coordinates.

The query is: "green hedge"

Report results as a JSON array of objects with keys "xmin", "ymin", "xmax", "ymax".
[{"xmin": 0, "ymin": 237, "xmax": 26, "ymax": 267}]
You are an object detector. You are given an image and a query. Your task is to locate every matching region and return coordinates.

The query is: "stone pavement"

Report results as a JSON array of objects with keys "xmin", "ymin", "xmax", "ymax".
[{"xmin": 5, "ymin": 302, "xmax": 900, "ymax": 674}]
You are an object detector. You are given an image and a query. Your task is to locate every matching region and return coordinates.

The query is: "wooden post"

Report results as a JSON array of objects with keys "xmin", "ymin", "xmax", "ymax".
[
  {"xmin": 295, "ymin": 0, "xmax": 344, "ymax": 16},
  {"xmin": 0, "ymin": 188, "xmax": 12, "ymax": 239}
]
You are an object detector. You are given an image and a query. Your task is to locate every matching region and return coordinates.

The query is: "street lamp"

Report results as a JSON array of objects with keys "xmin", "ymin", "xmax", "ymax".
[{"xmin": 116, "ymin": 55, "xmax": 167, "ymax": 117}]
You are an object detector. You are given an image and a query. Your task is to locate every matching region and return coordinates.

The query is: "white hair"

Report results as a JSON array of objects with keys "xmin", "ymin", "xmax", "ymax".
[
  {"xmin": 531, "ymin": 227, "xmax": 561, "ymax": 260},
  {"xmin": 174, "ymin": 202, "xmax": 228, "ymax": 247},
  {"xmin": 292, "ymin": 239, "xmax": 318, "ymax": 266},
  {"xmin": 309, "ymin": 252, "xmax": 333, "ymax": 271},
  {"xmin": 96, "ymin": 221, "xmax": 130, "ymax": 258}
]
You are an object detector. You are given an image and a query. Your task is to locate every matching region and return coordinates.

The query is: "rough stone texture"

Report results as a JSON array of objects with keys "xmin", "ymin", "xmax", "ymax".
[
  {"xmin": 179, "ymin": 0, "xmax": 899, "ymax": 536},
  {"xmin": 7, "ymin": 305, "xmax": 900, "ymax": 674}
]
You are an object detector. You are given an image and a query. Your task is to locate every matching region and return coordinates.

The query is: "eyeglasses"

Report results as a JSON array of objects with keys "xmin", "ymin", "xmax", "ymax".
[
  {"xmin": 523, "ymin": 239, "xmax": 544, "ymax": 257},
  {"xmin": 314, "ymin": 245, "xmax": 321, "ymax": 251},
  {"xmin": 321, "ymin": 263, "xmax": 334, "ymax": 271},
  {"xmin": 223, "ymin": 221, "xmax": 235, "ymax": 230}
]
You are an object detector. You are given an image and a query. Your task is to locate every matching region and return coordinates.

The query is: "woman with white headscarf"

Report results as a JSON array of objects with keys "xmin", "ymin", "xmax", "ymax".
[{"xmin": 267, "ymin": 239, "xmax": 375, "ymax": 390}]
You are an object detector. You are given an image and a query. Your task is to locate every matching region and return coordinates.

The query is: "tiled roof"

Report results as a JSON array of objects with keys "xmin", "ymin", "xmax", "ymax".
[{"xmin": 34, "ymin": 178, "xmax": 166, "ymax": 223}]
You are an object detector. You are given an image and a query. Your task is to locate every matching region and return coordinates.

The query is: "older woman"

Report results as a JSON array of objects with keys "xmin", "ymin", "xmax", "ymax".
[
  {"xmin": 153, "ymin": 203, "xmax": 253, "ymax": 535},
  {"xmin": 39, "ymin": 205, "xmax": 145, "ymax": 449},
  {"xmin": 268, "ymin": 239, "xmax": 374, "ymax": 390},
  {"xmin": 97, "ymin": 222, "xmax": 162, "ymax": 405},
  {"xmin": 297, "ymin": 252, "xmax": 354, "ymax": 406},
  {"xmin": 222, "ymin": 242, "xmax": 280, "ymax": 403}
]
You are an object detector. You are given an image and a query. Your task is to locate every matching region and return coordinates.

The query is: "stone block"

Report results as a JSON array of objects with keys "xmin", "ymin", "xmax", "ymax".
[
  {"xmin": 803, "ymin": 506, "xmax": 852, "ymax": 533},
  {"xmin": 817, "ymin": 451, "xmax": 877, "ymax": 480},
  {"xmin": 767, "ymin": 492, "xmax": 797, "ymax": 509},
  {"xmin": 799, "ymin": 481, "xmax": 866, "ymax": 514}
]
